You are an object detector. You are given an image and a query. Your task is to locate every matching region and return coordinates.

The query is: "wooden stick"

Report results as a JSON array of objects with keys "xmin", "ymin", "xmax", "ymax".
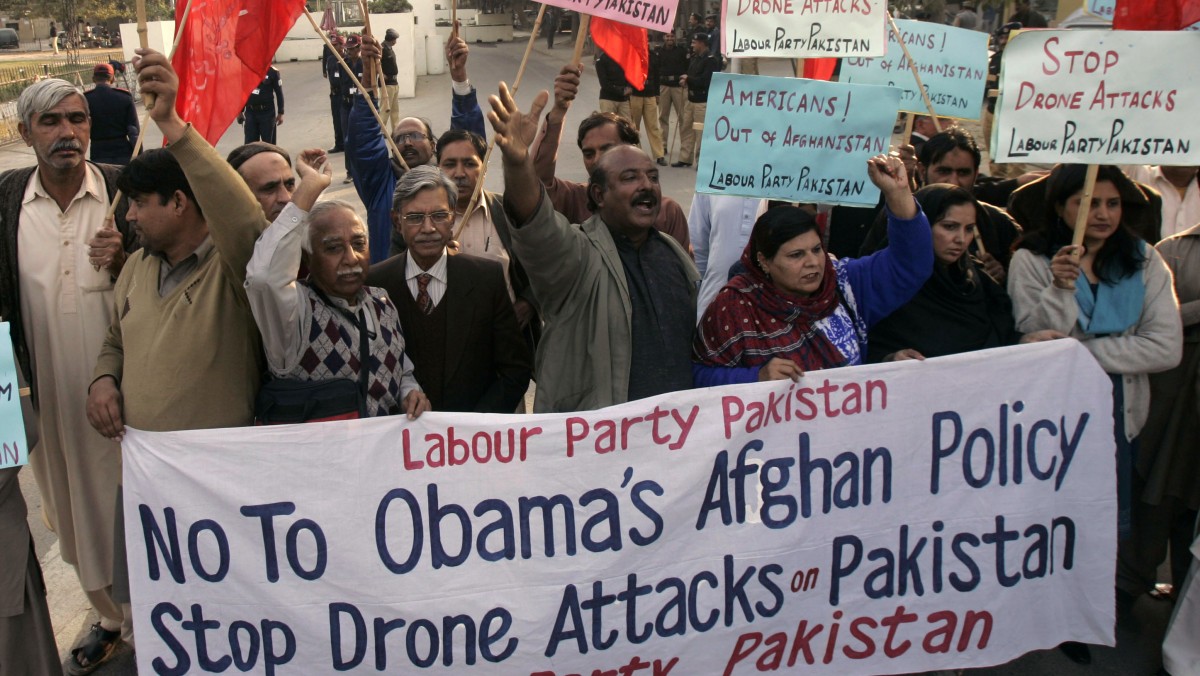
[
  {"xmin": 1070, "ymin": 164, "xmax": 1100, "ymax": 248},
  {"xmin": 104, "ymin": 0, "xmax": 196, "ymax": 226},
  {"xmin": 303, "ymin": 8, "xmax": 407, "ymax": 169},
  {"xmin": 455, "ymin": 4, "xmax": 547, "ymax": 233},
  {"xmin": 450, "ymin": 0, "xmax": 457, "ymax": 37},
  {"xmin": 1058, "ymin": 163, "xmax": 1099, "ymax": 289},
  {"xmin": 902, "ymin": 113, "xmax": 914, "ymax": 139},
  {"xmin": 136, "ymin": 0, "xmax": 152, "ymax": 107},
  {"xmin": 572, "ymin": 14, "xmax": 591, "ymax": 67},
  {"xmin": 357, "ymin": 0, "xmax": 382, "ymax": 106},
  {"xmin": 887, "ymin": 12, "xmax": 942, "ymax": 133}
]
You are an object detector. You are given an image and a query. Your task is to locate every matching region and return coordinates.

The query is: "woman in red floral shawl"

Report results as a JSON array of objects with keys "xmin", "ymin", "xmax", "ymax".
[{"xmin": 693, "ymin": 153, "xmax": 933, "ymax": 385}]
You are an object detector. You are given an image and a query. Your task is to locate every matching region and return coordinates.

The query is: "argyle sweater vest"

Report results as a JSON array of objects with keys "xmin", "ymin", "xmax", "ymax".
[{"xmin": 289, "ymin": 283, "xmax": 407, "ymax": 417}]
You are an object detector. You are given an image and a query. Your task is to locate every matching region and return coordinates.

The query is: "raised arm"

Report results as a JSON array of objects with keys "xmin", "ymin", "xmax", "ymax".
[
  {"xmin": 244, "ymin": 151, "xmax": 333, "ymax": 375},
  {"xmin": 490, "ymin": 81, "xmax": 549, "ymax": 225},
  {"xmin": 446, "ymin": 27, "xmax": 486, "ymax": 138},
  {"xmin": 135, "ymin": 48, "xmax": 268, "ymax": 286},
  {"xmin": 840, "ymin": 153, "xmax": 932, "ymax": 327},
  {"xmin": 531, "ymin": 64, "xmax": 581, "ymax": 190}
]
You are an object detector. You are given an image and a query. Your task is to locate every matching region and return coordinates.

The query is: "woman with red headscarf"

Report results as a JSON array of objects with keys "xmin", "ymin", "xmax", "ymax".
[{"xmin": 693, "ymin": 153, "xmax": 933, "ymax": 384}]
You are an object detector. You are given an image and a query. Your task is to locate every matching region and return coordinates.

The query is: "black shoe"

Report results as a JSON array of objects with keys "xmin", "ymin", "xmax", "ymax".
[
  {"xmin": 656, "ymin": 157, "xmax": 668, "ymax": 166},
  {"xmin": 1058, "ymin": 641, "xmax": 1091, "ymax": 665},
  {"xmin": 671, "ymin": 161, "xmax": 691, "ymax": 168},
  {"xmin": 327, "ymin": 147, "xmax": 344, "ymax": 154}
]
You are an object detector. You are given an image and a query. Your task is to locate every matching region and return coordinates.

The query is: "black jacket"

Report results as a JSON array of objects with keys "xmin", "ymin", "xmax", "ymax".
[
  {"xmin": 595, "ymin": 50, "xmax": 630, "ymax": 102},
  {"xmin": 686, "ymin": 51, "xmax": 721, "ymax": 102},
  {"xmin": 657, "ymin": 43, "xmax": 688, "ymax": 86}
]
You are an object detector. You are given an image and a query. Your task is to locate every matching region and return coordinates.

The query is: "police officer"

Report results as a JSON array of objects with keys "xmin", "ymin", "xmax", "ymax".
[
  {"xmin": 238, "ymin": 65, "xmax": 284, "ymax": 144},
  {"xmin": 324, "ymin": 33, "xmax": 346, "ymax": 153},
  {"xmin": 338, "ymin": 35, "xmax": 365, "ymax": 183},
  {"xmin": 381, "ymin": 28, "xmax": 400, "ymax": 132},
  {"xmin": 84, "ymin": 62, "xmax": 138, "ymax": 165}
]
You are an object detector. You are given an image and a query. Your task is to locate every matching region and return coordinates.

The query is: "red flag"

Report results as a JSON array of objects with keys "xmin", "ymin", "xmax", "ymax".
[
  {"xmin": 1114, "ymin": 0, "xmax": 1200, "ymax": 28},
  {"xmin": 590, "ymin": 16, "xmax": 649, "ymax": 90},
  {"xmin": 803, "ymin": 58, "xmax": 838, "ymax": 81},
  {"xmin": 172, "ymin": 0, "xmax": 308, "ymax": 144}
]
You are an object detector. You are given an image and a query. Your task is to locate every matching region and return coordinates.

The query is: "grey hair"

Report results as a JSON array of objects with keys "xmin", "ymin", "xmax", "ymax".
[
  {"xmin": 302, "ymin": 200, "xmax": 360, "ymax": 254},
  {"xmin": 18, "ymin": 79, "xmax": 87, "ymax": 129},
  {"xmin": 391, "ymin": 165, "xmax": 457, "ymax": 213}
]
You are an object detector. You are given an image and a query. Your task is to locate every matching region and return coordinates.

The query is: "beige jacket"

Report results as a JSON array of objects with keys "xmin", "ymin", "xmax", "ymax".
[{"xmin": 1007, "ymin": 246, "xmax": 1182, "ymax": 438}]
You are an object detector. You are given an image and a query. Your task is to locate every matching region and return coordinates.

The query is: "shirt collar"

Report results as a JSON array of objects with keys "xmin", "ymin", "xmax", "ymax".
[
  {"xmin": 22, "ymin": 163, "xmax": 106, "ymax": 207},
  {"xmin": 150, "ymin": 235, "xmax": 216, "ymax": 268},
  {"xmin": 405, "ymin": 248, "xmax": 448, "ymax": 282}
]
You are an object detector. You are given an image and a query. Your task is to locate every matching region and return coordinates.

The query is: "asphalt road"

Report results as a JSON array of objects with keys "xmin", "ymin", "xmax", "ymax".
[{"xmin": 9, "ymin": 34, "xmax": 1176, "ymax": 676}]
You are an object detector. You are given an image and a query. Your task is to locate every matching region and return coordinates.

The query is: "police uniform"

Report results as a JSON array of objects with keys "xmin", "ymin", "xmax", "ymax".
[
  {"xmin": 337, "ymin": 51, "xmax": 365, "ymax": 160},
  {"xmin": 85, "ymin": 71, "xmax": 138, "ymax": 166},
  {"xmin": 241, "ymin": 66, "xmax": 284, "ymax": 144},
  {"xmin": 324, "ymin": 41, "xmax": 346, "ymax": 152}
]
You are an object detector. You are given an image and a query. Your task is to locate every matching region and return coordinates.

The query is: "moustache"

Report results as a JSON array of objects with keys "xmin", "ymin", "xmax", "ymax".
[
  {"xmin": 631, "ymin": 190, "xmax": 659, "ymax": 207},
  {"xmin": 336, "ymin": 266, "xmax": 363, "ymax": 276},
  {"xmin": 51, "ymin": 139, "xmax": 83, "ymax": 153}
]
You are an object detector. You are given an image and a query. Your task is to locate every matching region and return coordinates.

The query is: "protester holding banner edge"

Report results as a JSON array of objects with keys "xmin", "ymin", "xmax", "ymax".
[
  {"xmin": 1007, "ymin": 163, "xmax": 1184, "ymax": 665},
  {"xmin": 867, "ymin": 183, "xmax": 1064, "ymax": 363},
  {"xmin": 692, "ymin": 153, "xmax": 933, "ymax": 385}
]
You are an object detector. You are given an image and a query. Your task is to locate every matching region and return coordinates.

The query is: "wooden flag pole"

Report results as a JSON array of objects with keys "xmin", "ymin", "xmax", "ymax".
[
  {"xmin": 887, "ymin": 12, "xmax": 942, "ymax": 133},
  {"xmin": 455, "ymin": 4, "xmax": 548, "ymax": 233},
  {"xmin": 303, "ymin": 8, "xmax": 408, "ymax": 169},
  {"xmin": 103, "ymin": 0, "xmax": 196, "ymax": 227},
  {"xmin": 1070, "ymin": 165, "xmax": 1100, "ymax": 248},
  {"xmin": 572, "ymin": 14, "xmax": 591, "ymax": 67}
]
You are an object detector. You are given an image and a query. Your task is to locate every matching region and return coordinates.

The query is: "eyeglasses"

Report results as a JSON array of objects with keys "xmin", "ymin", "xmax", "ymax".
[
  {"xmin": 400, "ymin": 211, "xmax": 452, "ymax": 226},
  {"xmin": 394, "ymin": 132, "xmax": 429, "ymax": 144}
]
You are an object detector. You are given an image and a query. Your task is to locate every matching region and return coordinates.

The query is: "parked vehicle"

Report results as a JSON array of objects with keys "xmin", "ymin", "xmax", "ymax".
[{"xmin": 0, "ymin": 28, "xmax": 19, "ymax": 49}]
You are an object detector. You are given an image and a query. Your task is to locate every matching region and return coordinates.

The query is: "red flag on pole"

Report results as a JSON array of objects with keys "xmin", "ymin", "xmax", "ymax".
[
  {"xmin": 172, "ymin": 0, "xmax": 308, "ymax": 144},
  {"xmin": 590, "ymin": 16, "xmax": 649, "ymax": 90},
  {"xmin": 1114, "ymin": 0, "xmax": 1200, "ymax": 28}
]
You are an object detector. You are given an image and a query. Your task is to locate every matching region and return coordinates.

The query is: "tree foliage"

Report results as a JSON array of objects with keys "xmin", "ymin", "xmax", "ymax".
[
  {"xmin": 370, "ymin": 0, "xmax": 413, "ymax": 12},
  {"xmin": 1, "ymin": 0, "xmax": 173, "ymax": 24}
]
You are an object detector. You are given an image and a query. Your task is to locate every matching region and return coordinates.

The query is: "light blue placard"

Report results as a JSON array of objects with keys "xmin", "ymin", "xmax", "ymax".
[
  {"xmin": 1086, "ymin": 0, "xmax": 1116, "ymax": 20},
  {"xmin": 0, "ymin": 323, "xmax": 28, "ymax": 469},
  {"xmin": 840, "ymin": 20, "xmax": 989, "ymax": 119},
  {"xmin": 694, "ymin": 73, "xmax": 901, "ymax": 207}
]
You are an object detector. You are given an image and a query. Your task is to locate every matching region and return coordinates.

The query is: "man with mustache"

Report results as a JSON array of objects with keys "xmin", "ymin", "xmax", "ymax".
[
  {"xmin": 367, "ymin": 166, "xmax": 531, "ymax": 413},
  {"xmin": 530, "ymin": 66, "xmax": 690, "ymax": 250},
  {"xmin": 489, "ymin": 82, "xmax": 699, "ymax": 413},
  {"xmin": 0, "ymin": 77, "xmax": 137, "ymax": 675},
  {"xmin": 84, "ymin": 50, "xmax": 274, "ymax": 634},
  {"xmin": 244, "ymin": 151, "xmax": 430, "ymax": 419},
  {"xmin": 348, "ymin": 32, "xmax": 486, "ymax": 262}
]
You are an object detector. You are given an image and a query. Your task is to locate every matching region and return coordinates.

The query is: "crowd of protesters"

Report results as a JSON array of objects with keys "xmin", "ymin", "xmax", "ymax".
[{"xmin": 1, "ymin": 16, "xmax": 1198, "ymax": 676}]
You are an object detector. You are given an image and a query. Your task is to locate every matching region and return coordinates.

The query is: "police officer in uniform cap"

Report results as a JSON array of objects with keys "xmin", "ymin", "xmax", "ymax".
[
  {"xmin": 338, "ymin": 35, "xmax": 365, "ymax": 183},
  {"xmin": 84, "ymin": 62, "xmax": 139, "ymax": 165},
  {"xmin": 238, "ymin": 65, "xmax": 285, "ymax": 144}
]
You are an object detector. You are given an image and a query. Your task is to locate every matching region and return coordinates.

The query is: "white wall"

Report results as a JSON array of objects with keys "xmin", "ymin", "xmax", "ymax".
[{"xmin": 118, "ymin": 12, "xmax": 442, "ymax": 100}]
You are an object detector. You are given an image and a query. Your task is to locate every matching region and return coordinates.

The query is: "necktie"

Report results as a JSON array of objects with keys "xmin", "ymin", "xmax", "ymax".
[{"xmin": 416, "ymin": 273, "xmax": 433, "ymax": 315}]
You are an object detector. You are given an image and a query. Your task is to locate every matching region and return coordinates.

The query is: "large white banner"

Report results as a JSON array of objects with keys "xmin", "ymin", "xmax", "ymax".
[
  {"xmin": 124, "ymin": 341, "xmax": 1116, "ymax": 675},
  {"xmin": 721, "ymin": 0, "xmax": 887, "ymax": 58},
  {"xmin": 993, "ymin": 30, "xmax": 1200, "ymax": 164}
]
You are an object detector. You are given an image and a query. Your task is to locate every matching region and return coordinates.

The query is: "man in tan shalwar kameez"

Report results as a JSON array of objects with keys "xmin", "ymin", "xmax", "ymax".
[{"xmin": 0, "ymin": 78, "xmax": 136, "ymax": 674}]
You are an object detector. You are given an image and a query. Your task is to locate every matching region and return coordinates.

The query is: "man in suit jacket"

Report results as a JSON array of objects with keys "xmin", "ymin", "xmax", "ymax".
[
  {"xmin": 434, "ymin": 128, "xmax": 539, "ymax": 347},
  {"xmin": 368, "ymin": 166, "xmax": 532, "ymax": 413}
]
